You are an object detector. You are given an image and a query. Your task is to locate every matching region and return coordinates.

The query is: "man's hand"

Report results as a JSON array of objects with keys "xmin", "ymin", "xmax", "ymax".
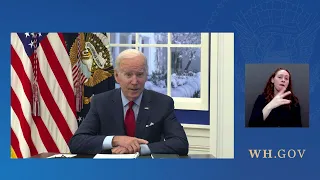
[
  {"xmin": 112, "ymin": 136, "xmax": 148, "ymax": 154},
  {"xmin": 112, "ymin": 146, "xmax": 128, "ymax": 154}
]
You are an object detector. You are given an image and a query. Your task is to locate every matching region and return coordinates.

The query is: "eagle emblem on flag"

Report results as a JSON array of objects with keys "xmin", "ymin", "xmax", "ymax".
[{"xmin": 67, "ymin": 33, "xmax": 115, "ymax": 124}]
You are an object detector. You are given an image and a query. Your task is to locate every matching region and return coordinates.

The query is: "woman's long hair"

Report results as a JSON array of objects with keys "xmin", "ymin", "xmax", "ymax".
[{"xmin": 263, "ymin": 68, "xmax": 299, "ymax": 108}]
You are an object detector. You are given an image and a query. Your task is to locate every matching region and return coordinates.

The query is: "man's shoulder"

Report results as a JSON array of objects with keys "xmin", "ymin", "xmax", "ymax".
[
  {"xmin": 145, "ymin": 89, "xmax": 173, "ymax": 102},
  {"xmin": 92, "ymin": 89, "xmax": 119, "ymax": 101}
]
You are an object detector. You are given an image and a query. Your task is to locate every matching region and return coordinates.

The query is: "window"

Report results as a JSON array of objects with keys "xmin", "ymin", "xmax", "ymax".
[{"xmin": 109, "ymin": 33, "xmax": 209, "ymax": 111}]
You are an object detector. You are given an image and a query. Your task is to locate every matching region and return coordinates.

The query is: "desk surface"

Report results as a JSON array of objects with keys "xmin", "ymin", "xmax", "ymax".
[{"xmin": 31, "ymin": 152, "xmax": 214, "ymax": 159}]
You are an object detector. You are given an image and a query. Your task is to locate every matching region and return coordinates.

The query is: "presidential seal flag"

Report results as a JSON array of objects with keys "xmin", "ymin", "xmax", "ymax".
[
  {"xmin": 64, "ymin": 33, "xmax": 115, "ymax": 124},
  {"xmin": 10, "ymin": 33, "xmax": 78, "ymax": 158}
]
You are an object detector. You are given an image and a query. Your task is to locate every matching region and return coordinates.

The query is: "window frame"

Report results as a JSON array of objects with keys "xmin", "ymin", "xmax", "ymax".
[
  {"xmin": 209, "ymin": 33, "xmax": 234, "ymax": 158},
  {"xmin": 108, "ymin": 32, "xmax": 209, "ymax": 111}
]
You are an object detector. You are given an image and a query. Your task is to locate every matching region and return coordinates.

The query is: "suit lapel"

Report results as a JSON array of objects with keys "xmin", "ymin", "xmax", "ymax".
[
  {"xmin": 112, "ymin": 89, "xmax": 125, "ymax": 134},
  {"xmin": 135, "ymin": 90, "xmax": 151, "ymax": 139}
]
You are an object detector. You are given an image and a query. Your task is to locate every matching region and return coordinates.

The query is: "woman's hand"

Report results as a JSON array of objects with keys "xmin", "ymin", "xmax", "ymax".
[
  {"xmin": 267, "ymin": 88, "xmax": 291, "ymax": 110},
  {"xmin": 262, "ymin": 88, "xmax": 291, "ymax": 121}
]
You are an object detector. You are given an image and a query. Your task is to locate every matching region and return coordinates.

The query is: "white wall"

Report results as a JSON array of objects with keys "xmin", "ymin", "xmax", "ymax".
[{"xmin": 182, "ymin": 33, "xmax": 234, "ymax": 159}]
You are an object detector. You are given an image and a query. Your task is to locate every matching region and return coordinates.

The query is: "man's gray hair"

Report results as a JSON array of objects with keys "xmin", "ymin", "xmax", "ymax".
[{"xmin": 114, "ymin": 49, "xmax": 148, "ymax": 73}]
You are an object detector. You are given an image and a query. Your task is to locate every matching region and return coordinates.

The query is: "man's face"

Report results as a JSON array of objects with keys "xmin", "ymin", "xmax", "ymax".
[{"xmin": 115, "ymin": 55, "xmax": 147, "ymax": 101}]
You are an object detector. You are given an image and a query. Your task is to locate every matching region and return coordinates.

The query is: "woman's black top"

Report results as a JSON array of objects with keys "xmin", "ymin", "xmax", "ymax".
[{"xmin": 248, "ymin": 94, "xmax": 302, "ymax": 127}]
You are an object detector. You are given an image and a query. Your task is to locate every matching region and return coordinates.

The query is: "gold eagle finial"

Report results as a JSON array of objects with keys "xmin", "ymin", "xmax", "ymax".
[{"xmin": 69, "ymin": 33, "xmax": 114, "ymax": 87}]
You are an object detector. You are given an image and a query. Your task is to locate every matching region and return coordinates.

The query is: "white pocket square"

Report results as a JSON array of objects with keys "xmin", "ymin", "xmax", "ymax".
[{"xmin": 146, "ymin": 122, "xmax": 154, "ymax": 128}]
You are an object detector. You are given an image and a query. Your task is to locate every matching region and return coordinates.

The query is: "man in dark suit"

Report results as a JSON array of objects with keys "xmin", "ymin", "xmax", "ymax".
[{"xmin": 68, "ymin": 49, "xmax": 189, "ymax": 155}]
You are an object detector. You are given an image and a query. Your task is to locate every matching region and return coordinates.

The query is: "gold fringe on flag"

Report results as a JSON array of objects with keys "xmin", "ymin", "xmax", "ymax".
[{"xmin": 10, "ymin": 146, "xmax": 17, "ymax": 159}]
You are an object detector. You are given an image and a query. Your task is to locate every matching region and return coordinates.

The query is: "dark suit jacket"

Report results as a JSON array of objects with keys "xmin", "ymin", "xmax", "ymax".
[
  {"xmin": 68, "ymin": 88, "xmax": 189, "ymax": 155},
  {"xmin": 248, "ymin": 94, "xmax": 302, "ymax": 127}
]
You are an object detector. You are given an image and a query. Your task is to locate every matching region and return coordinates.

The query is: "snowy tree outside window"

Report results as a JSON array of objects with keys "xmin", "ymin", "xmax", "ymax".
[{"xmin": 109, "ymin": 33, "xmax": 209, "ymax": 110}]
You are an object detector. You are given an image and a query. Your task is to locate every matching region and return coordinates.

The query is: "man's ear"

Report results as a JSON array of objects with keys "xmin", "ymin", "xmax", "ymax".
[{"xmin": 114, "ymin": 71, "xmax": 119, "ymax": 83}]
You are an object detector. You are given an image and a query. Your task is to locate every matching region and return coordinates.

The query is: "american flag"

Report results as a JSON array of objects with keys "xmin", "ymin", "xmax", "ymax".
[
  {"xmin": 73, "ymin": 34, "xmax": 87, "ymax": 113},
  {"xmin": 10, "ymin": 32, "xmax": 78, "ymax": 158}
]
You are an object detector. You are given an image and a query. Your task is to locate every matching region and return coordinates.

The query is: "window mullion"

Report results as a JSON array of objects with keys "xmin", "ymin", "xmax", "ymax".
[
  {"xmin": 135, "ymin": 33, "xmax": 139, "ymax": 49},
  {"xmin": 167, "ymin": 33, "xmax": 172, "ymax": 96}
]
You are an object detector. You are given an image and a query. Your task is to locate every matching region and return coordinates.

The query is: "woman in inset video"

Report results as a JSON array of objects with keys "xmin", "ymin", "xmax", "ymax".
[{"xmin": 248, "ymin": 68, "xmax": 302, "ymax": 127}]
